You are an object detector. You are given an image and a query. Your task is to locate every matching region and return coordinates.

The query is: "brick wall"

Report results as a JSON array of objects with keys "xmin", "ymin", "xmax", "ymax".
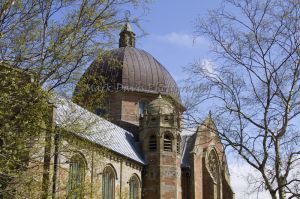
[
  {"xmin": 108, "ymin": 92, "xmax": 156, "ymax": 125},
  {"xmin": 41, "ymin": 135, "xmax": 143, "ymax": 199}
]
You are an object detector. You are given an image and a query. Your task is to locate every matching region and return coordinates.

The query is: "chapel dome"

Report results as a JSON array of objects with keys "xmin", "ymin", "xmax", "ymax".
[{"xmin": 80, "ymin": 23, "xmax": 181, "ymax": 101}]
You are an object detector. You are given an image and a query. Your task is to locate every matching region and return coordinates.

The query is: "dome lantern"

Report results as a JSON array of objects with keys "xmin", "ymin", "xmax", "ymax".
[{"xmin": 119, "ymin": 22, "xmax": 136, "ymax": 48}]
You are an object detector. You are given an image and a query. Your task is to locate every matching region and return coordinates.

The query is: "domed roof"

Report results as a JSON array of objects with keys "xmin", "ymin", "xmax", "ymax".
[
  {"xmin": 81, "ymin": 23, "xmax": 181, "ymax": 101},
  {"xmin": 147, "ymin": 95, "xmax": 174, "ymax": 115}
]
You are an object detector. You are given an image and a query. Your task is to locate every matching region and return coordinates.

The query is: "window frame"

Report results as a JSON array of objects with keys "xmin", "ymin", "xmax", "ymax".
[
  {"xmin": 67, "ymin": 154, "xmax": 86, "ymax": 199},
  {"xmin": 163, "ymin": 132, "xmax": 173, "ymax": 152},
  {"xmin": 129, "ymin": 175, "xmax": 140, "ymax": 199},
  {"xmin": 102, "ymin": 165, "xmax": 116, "ymax": 199}
]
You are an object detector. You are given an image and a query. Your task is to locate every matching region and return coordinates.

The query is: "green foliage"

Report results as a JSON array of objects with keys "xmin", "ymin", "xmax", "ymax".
[
  {"xmin": 0, "ymin": 0, "xmax": 148, "ymax": 92},
  {"xmin": 0, "ymin": 0, "xmax": 149, "ymax": 197},
  {"xmin": 0, "ymin": 65, "xmax": 50, "ymax": 198}
]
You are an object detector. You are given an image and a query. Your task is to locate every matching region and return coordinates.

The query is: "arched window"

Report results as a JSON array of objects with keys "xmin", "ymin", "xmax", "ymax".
[
  {"xmin": 102, "ymin": 166, "xmax": 116, "ymax": 199},
  {"xmin": 207, "ymin": 150, "xmax": 221, "ymax": 199},
  {"xmin": 164, "ymin": 133, "xmax": 172, "ymax": 152},
  {"xmin": 68, "ymin": 154, "xmax": 86, "ymax": 199},
  {"xmin": 149, "ymin": 135, "xmax": 157, "ymax": 151},
  {"xmin": 139, "ymin": 100, "xmax": 149, "ymax": 117},
  {"xmin": 129, "ymin": 175, "xmax": 140, "ymax": 199}
]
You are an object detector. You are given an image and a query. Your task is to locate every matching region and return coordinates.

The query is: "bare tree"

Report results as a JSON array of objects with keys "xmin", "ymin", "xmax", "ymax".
[
  {"xmin": 0, "ymin": 0, "xmax": 148, "ymax": 92},
  {"xmin": 185, "ymin": 0, "xmax": 300, "ymax": 198}
]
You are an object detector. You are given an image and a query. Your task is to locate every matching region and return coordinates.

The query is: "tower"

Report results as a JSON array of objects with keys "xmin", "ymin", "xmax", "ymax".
[{"xmin": 140, "ymin": 95, "xmax": 182, "ymax": 199}]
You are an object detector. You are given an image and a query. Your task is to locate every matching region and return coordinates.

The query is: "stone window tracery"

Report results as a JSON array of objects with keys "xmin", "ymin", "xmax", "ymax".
[
  {"xmin": 207, "ymin": 149, "xmax": 221, "ymax": 199},
  {"xmin": 208, "ymin": 151, "xmax": 219, "ymax": 181}
]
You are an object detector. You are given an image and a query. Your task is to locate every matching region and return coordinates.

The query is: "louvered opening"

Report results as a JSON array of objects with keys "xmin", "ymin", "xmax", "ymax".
[
  {"xmin": 149, "ymin": 135, "xmax": 157, "ymax": 151},
  {"xmin": 164, "ymin": 135, "xmax": 172, "ymax": 152}
]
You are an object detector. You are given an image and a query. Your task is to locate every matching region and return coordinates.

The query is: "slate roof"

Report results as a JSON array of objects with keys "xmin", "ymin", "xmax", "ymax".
[
  {"xmin": 181, "ymin": 133, "xmax": 196, "ymax": 168},
  {"xmin": 53, "ymin": 96, "xmax": 145, "ymax": 165}
]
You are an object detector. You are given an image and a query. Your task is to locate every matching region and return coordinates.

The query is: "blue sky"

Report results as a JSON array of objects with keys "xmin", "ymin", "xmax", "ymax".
[
  {"xmin": 135, "ymin": 0, "xmax": 221, "ymax": 82},
  {"xmin": 130, "ymin": 1, "xmax": 271, "ymax": 198}
]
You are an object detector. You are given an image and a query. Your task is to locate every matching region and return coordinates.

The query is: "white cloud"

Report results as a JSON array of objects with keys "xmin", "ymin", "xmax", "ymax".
[
  {"xmin": 198, "ymin": 59, "xmax": 219, "ymax": 78},
  {"xmin": 201, "ymin": 59, "xmax": 215, "ymax": 74},
  {"xmin": 154, "ymin": 32, "xmax": 206, "ymax": 48}
]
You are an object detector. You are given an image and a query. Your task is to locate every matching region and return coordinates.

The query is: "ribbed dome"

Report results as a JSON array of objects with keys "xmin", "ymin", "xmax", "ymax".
[{"xmin": 84, "ymin": 46, "xmax": 181, "ymax": 101}]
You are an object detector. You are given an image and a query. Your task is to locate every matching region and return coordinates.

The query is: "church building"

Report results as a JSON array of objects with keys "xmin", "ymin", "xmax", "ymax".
[{"xmin": 7, "ymin": 23, "xmax": 235, "ymax": 199}]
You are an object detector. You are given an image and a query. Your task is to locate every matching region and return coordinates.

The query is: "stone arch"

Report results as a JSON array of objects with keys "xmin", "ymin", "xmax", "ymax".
[
  {"xmin": 162, "ymin": 131, "xmax": 174, "ymax": 139},
  {"xmin": 67, "ymin": 150, "xmax": 88, "ymax": 168},
  {"xmin": 129, "ymin": 173, "xmax": 141, "ymax": 185},
  {"xmin": 103, "ymin": 164, "xmax": 118, "ymax": 180},
  {"xmin": 129, "ymin": 174, "xmax": 141, "ymax": 199}
]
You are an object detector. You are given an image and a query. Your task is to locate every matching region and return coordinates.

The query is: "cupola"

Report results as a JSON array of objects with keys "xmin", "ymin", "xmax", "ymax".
[{"xmin": 119, "ymin": 22, "xmax": 136, "ymax": 47}]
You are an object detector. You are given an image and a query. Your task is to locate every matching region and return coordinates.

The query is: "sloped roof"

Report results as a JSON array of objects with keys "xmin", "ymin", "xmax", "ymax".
[
  {"xmin": 181, "ymin": 133, "xmax": 196, "ymax": 168},
  {"xmin": 53, "ymin": 96, "xmax": 145, "ymax": 165}
]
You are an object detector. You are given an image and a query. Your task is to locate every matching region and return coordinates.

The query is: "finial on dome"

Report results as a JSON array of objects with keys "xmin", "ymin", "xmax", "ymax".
[{"xmin": 119, "ymin": 22, "xmax": 136, "ymax": 48}]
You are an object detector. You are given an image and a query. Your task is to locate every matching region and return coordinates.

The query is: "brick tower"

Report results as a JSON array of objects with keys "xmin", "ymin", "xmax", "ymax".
[{"xmin": 140, "ymin": 95, "xmax": 182, "ymax": 199}]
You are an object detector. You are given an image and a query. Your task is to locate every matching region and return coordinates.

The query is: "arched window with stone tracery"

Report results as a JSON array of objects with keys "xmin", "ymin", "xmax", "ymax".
[{"xmin": 207, "ymin": 149, "xmax": 221, "ymax": 199}]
